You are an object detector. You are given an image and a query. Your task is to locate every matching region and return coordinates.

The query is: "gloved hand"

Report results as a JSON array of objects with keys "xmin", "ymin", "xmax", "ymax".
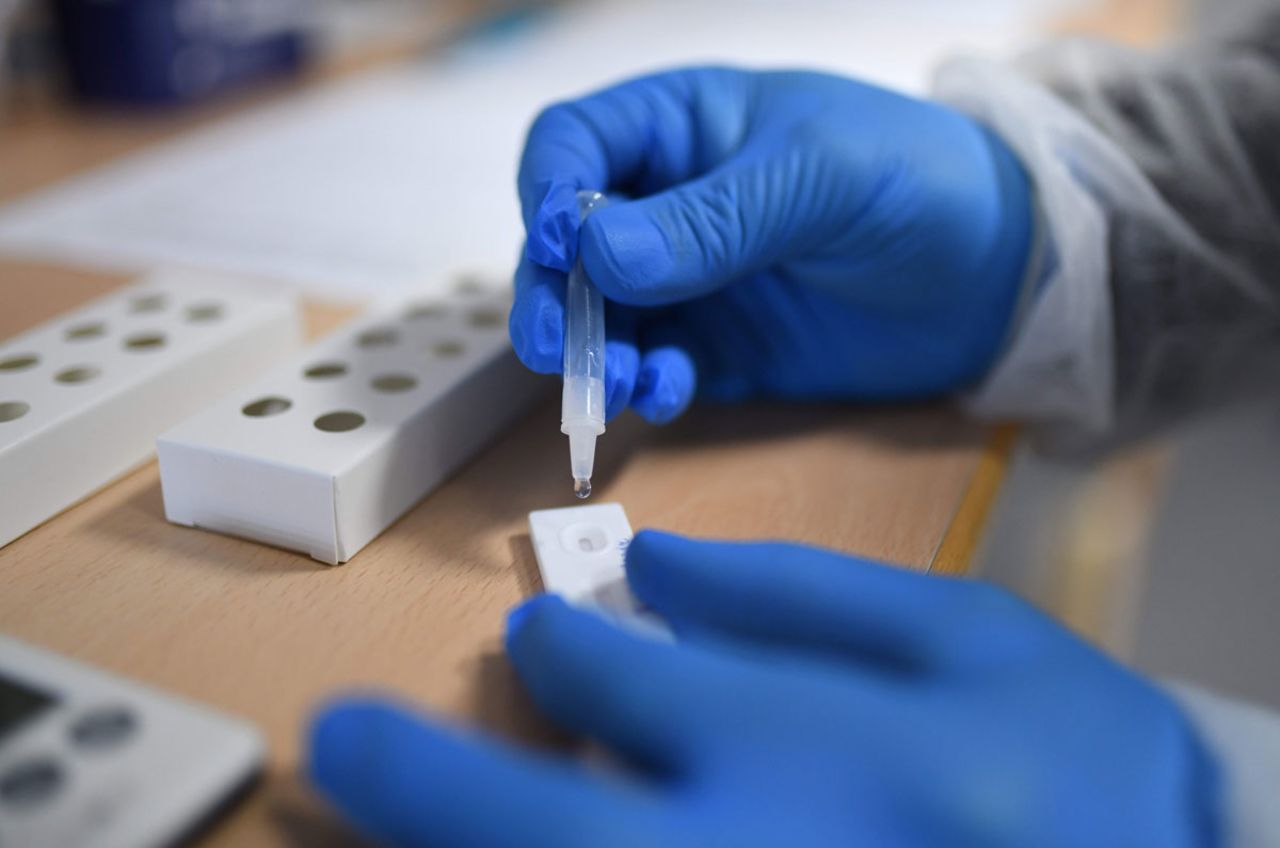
[
  {"xmin": 308, "ymin": 532, "xmax": 1222, "ymax": 848},
  {"xmin": 509, "ymin": 68, "xmax": 1035, "ymax": 424}
]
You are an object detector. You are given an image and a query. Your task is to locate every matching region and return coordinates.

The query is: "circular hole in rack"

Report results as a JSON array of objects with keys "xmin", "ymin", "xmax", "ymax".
[
  {"xmin": 314, "ymin": 411, "xmax": 365, "ymax": 433},
  {"xmin": 184, "ymin": 303, "xmax": 224, "ymax": 323},
  {"xmin": 123, "ymin": 332, "xmax": 166, "ymax": 351},
  {"xmin": 430, "ymin": 340, "xmax": 465, "ymax": 358},
  {"xmin": 304, "ymin": 361, "xmax": 348, "ymax": 379},
  {"xmin": 371, "ymin": 373, "xmax": 417, "ymax": 393},
  {"xmin": 65, "ymin": 322, "xmax": 106, "ymax": 341},
  {"xmin": 129, "ymin": 293, "xmax": 168, "ymax": 313},
  {"xmin": 468, "ymin": 308, "xmax": 503, "ymax": 329},
  {"xmin": 0, "ymin": 354, "xmax": 39, "ymax": 372},
  {"xmin": 0, "ymin": 401, "xmax": 30, "ymax": 423},
  {"xmin": 404, "ymin": 303, "xmax": 446, "ymax": 321},
  {"xmin": 242, "ymin": 396, "xmax": 292, "ymax": 417},
  {"xmin": 357, "ymin": 327, "xmax": 399, "ymax": 349},
  {"xmin": 454, "ymin": 275, "xmax": 489, "ymax": 296},
  {"xmin": 68, "ymin": 705, "xmax": 138, "ymax": 751},
  {"xmin": 54, "ymin": 366, "xmax": 100, "ymax": 385}
]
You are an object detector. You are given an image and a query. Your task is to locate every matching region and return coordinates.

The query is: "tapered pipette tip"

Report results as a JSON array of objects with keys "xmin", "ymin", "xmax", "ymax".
[
  {"xmin": 566, "ymin": 426, "xmax": 598, "ymax": 500},
  {"xmin": 577, "ymin": 190, "xmax": 606, "ymax": 216}
]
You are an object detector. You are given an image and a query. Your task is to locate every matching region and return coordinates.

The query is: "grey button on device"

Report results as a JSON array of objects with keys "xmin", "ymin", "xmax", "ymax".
[
  {"xmin": 69, "ymin": 706, "xmax": 138, "ymax": 751},
  {"xmin": 0, "ymin": 757, "xmax": 64, "ymax": 808}
]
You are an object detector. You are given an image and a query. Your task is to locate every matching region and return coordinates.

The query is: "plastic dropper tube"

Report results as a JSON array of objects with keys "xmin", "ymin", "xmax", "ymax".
[{"xmin": 562, "ymin": 190, "xmax": 608, "ymax": 498}]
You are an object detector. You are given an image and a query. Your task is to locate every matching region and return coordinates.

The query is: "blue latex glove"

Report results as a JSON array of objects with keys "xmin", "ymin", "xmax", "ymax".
[
  {"xmin": 509, "ymin": 68, "xmax": 1035, "ymax": 424},
  {"xmin": 309, "ymin": 532, "xmax": 1222, "ymax": 847}
]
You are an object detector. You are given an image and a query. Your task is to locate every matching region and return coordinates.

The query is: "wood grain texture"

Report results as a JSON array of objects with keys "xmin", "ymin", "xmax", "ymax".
[
  {"xmin": 1, "ymin": 262, "xmax": 993, "ymax": 845},
  {"xmin": 0, "ymin": 390, "xmax": 990, "ymax": 845}
]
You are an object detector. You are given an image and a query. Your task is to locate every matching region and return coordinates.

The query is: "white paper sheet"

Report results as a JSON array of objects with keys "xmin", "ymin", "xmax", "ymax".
[{"xmin": 0, "ymin": 0, "xmax": 1084, "ymax": 298}]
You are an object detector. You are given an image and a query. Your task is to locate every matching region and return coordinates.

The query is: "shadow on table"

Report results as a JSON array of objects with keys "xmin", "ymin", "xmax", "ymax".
[
  {"xmin": 262, "ymin": 769, "xmax": 373, "ymax": 848},
  {"xmin": 387, "ymin": 397, "xmax": 991, "ymax": 572},
  {"xmin": 83, "ymin": 468, "xmax": 326, "ymax": 575}
]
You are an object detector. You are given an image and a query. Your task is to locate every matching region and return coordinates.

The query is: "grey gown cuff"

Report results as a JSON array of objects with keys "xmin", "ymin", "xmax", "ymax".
[
  {"xmin": 932, "ymin": 56, "xmax": 1126, "ymax": 431},
  {"xmin": 1166, "ymin": 680, "xmax": 1280, "ymax": 848}
]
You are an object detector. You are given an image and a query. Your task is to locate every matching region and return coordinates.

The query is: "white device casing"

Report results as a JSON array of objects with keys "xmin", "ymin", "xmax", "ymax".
[
  {"xmin": 0, "ymin": 271, "xmax": 301, "ymax": 548},
  {"xmin": 528, "ymin": 503, "xmax": 637, "ymax": 612},
  {"xmin": 0, "ymin": 635, "xmax": 264, "ymax": 848},
  {"xmin": 158, "ymin": 282, "xmax": 546, "ymax": 564},
  {"xmin": 527, "ymin": 503, "xmax": 669, "ymax": 635}
]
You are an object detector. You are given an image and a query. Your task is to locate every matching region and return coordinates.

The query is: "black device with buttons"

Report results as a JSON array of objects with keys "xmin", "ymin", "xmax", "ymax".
[{"xmin": 0, "ymin": 635, "xmax": 263, "ymax": 848}]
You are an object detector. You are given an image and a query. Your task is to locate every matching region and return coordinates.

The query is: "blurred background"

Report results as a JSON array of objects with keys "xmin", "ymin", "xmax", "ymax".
[{"xmin": 2, "ymin": 0, "xmax": 1275, "ymax": 713}]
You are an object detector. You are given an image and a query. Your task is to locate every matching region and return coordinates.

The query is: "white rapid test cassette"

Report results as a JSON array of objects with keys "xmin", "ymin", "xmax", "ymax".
[{"xmin": 527, "ymin": 503, "xmax": 669, "ymax": 637}]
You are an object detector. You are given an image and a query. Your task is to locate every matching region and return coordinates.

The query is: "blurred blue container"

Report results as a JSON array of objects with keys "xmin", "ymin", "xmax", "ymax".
[{"xmin": 53, "ymin": 0, "xmax": 312, "ymax": 106}]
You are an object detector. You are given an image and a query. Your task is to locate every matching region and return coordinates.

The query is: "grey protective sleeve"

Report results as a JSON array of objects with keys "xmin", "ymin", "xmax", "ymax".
[
  {"xmin": 1166, "ymin": 681, "xmax": 1280, "ymax": 848},
  {"xmin": 933, "ymin": 7, "xmax": 1280, "ymax": 438}
]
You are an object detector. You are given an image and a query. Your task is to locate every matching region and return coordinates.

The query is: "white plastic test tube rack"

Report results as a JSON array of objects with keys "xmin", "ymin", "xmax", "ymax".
[
  {"xmin": 157, "ymin": 280, "xmax": 545, "ymax": 565},
  {"xmin": 0, "ymin": 272, "xmax": 300, "ymax": 548}
]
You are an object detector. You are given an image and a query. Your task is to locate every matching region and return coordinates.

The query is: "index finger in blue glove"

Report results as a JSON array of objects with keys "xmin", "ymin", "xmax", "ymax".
[
  {"xmin": 518, "ymin": 68, "xmax": 751, "ymax": 271},
  {"xmin": 308, "ymin": 697, "xmax": 666, "ymax": 848},
  {"xmin": 624, "ymin": 531, "xmax": 965, "ymax": 671}
]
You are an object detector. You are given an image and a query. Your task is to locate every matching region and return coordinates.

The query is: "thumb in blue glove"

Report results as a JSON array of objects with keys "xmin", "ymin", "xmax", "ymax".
[
  {"xmin": 308, "ymin": 532, "xmax": 1221, "ymax": 848},
  {"xmin": 510, "ymin": 67, "xmax": 1035, "ymax": 423}
]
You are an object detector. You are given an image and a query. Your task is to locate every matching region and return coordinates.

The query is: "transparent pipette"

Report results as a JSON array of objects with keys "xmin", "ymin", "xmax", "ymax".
[{"xmin": 563, "ymin": 190, "xmax": 608, "ymax": 499}]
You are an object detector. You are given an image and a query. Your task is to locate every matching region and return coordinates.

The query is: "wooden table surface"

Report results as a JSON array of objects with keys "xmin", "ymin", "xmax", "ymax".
[{"xmin": 0, "ymin": 1, "xmax": 1164, "ymax": 844}]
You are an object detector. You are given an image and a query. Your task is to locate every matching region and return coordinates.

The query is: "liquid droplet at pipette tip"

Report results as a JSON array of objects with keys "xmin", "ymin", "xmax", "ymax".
[{"xmin": 573, "ymin": 478, "xmax": 592, "ymax": 499}]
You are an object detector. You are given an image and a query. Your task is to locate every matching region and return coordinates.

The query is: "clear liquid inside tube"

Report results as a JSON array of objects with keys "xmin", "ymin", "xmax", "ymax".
[{"xmin": 562, "ymin": 191, "xmax": 608, "ymax": 498}]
